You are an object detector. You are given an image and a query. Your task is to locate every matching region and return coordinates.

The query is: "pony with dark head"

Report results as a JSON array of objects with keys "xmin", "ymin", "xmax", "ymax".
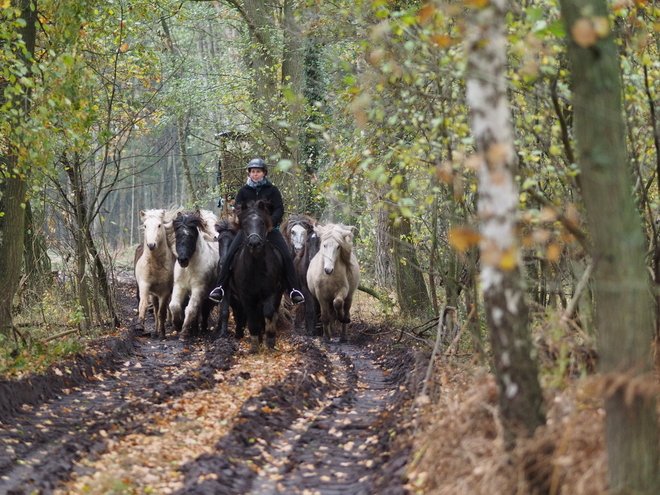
[
  {"xmin": 307, "ymin": 223, "xmax": 360, "ymax": 342},
  {"xmin": 230, "ymin": 200, "xmax": 285, "ymax": 353},
  {"xmin": 169, "ymin": 210, "xmax": 219, "ymax": 340},
  {"xmin": 214, "ymin": 220, "xmax": 246, "ymax": 338},
  {"xmin": 134, "ymin": 208, "xmax": 178, "ymax": 339},
  {"xmin": 282, "ymin": 214, "xmax": 320, "ymax": 334}
]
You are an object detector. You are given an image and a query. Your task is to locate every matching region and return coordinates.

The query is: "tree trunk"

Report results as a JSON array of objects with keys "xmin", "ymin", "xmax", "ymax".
[
  {"xmin": 559, "ymin": 0, "xmax": 660, "ymax": 491},
  {"xmin": 0, "ymin": 0, "xmax": 37, "ymax": 339},
  {"xmin": 375, "ymin": 204, "xmax": 394, "ymax": 289},
  {"xmin": 177, "ymin": 116, "xmax": 197, "ymax": 204},
  {"xmin": 0, "ymin": 174, "xmax": 27, "ymax": 338},
  {"xmin": 465, "ymin": 0, "xmax": 545, "ymax": 439},
  {"xmin": 389, "ymin": 214, "xmax": 431, "ymax": 317}
]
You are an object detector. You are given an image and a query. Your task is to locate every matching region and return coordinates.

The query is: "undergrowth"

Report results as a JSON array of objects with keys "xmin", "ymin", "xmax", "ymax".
[{"xmin": 0, "ymin": 287, "xmax": 103, "ymax": 380}]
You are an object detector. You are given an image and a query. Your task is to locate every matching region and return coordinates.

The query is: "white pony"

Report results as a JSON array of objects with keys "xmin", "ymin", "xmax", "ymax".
[
  {"xmin": 307, "ymin": 223, "xmax": 360, "ymax": 342},
  {"xmin": 169, "ymin": 210, "xmax": 220, "ymax": 340},
  {"xmin": 134, "ymin": 208, "xmax": 179, "ymax": 339}
]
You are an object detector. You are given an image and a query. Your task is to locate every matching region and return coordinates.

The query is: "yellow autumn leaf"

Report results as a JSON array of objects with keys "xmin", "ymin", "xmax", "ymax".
[
  {"xmin": 119, "ymin": 42, "xmax": 129, "ymax": 52},
  {"xmin": 572, "ymin": 18, "xmax": 597, "ymax": 48},
  {"xmin": 499, "ymin": 247, "xmax": 517, "ymax": 271},
  {"xmin": 432, "ymin": 34, "xmax": 453, "ymax": 48},
  {"xmin": 418, "ymin": 3, "xmax": 436, "ymax": 25},
  {"xmin": 448, "ymin": 227, "xmax": 481, "ymax": 253},
  {"xmin": 465, "ymin": 0, "xmax": 490, "ymax": 8},
  {"xmin": 592, "ymin": 16, "xmax": 610, "ymax": 38},
  {"xmin": 546, "ymin": 243, "xmax": 562, "ymax": 262}
]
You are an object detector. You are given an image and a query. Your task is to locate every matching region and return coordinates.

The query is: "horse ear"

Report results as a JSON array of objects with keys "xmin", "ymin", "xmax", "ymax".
[
  {"xmin": 256, "ymin": 200, "xmax": 267, "ymax": 212},
  {"xmin": 194, "ymin": 209, "xmax": 202, "ymax": 218},
  {"xmin": 140, "ymin": 210, "xmax": 146, "ymax": 219},
  {"xmin": 176, "ymin": 211, "xmax": 182, "ymax": 218}
]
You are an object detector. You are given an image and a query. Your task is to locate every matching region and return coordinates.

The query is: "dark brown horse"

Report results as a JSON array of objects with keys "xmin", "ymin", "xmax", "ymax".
[
  {"xmin": 214, "ymin": 220, "xmax": 245, "ymax": 338},
  {"xmin": 230, "ymin": 201, "xmax": 286, "ymax": 353}
]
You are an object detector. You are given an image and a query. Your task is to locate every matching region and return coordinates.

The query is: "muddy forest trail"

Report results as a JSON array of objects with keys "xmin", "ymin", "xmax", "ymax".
[{"xmin": 0, "ymin": 282, "xmax": 421, "ymax": 495}]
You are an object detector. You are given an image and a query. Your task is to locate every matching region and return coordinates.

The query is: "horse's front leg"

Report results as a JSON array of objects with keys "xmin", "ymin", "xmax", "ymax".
[
  {"xmin": 318, "ymin": 299, "xmax": 333, "ymax": 341},
  {"xmin": 218, "ymin": 297, "xmax": 231, "ymax": 337},
  {"xmin": 263, "ymin": 296, "xmax": 281, "ymax": 350},
  {"xmin": 245, "ymin": 305, "xmax": 265, "ymax": 353},
  {"xmin": 305, "ymin": 292, "xmax": 321, "ymax": 336},
  {"xmin": 136, "ymin": 282, "xmax": 150, "ymax": 333},
  {"xmin": 169, "ymin": 288, "xmax": 186, "ymax": 336},
  {"xmin": 155, "ymin": 294, "xmax": 170, "ymax": 340},
  {"xmin": 180, "ymin": 290, "xmax": 203, "ymax": 340},
  {"xmin": 200, "ymin": 297, "xmax": 215, "ymax": 335}
]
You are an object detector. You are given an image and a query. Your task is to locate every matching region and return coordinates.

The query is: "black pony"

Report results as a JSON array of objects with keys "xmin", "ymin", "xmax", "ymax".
[
  {"xmin": 214, "ymin": 220, "xmax": 245, "ymax": 338},
  {"xmin": 230, "ymin": 200, "xmax": 285, "ymax": 353}
]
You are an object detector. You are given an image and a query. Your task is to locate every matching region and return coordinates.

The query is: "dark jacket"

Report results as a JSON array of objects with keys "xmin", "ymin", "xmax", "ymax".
[{"xmin": 234, "ymin": 180, "xmax": 284, "ymax": 227}]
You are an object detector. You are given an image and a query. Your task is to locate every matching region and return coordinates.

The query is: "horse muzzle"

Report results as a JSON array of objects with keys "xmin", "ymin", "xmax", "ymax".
[
  {"xmin": 178, "ymin": 257, "xmax": 190, "ymax": 267},
  {"xmin": 246, "ymin": 233, "xmax": 264, "ymax": 252},
  {"xmin": 147, "ymin": 242, "xmax": 157, "ymax": 251}
]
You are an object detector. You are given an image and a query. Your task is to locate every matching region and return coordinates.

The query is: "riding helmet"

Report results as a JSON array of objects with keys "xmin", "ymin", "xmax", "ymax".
[{"xmin": 247, "ymin": 158, "xmax": 267, "ymax": 175}]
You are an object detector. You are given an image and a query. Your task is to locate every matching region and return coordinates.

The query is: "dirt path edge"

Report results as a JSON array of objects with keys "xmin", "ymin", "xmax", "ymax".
[{"xmin": 0, "ymin": 329, "xmax": 137, "ymax": 423}]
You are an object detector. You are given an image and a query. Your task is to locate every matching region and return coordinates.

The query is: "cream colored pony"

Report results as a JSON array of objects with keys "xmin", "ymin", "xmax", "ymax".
[
  {"xmin": 307, "ymin": 223, "xmax": 360, "ymax": 342},
  {"xmin": 134, "ymin": 208, "xmax": 179, "ymax": 339}
]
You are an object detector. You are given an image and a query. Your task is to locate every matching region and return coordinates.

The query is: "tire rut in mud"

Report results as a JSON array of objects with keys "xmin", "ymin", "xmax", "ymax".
[
  {"xmin": 1, "ymin": 280, "xmax": 419, "ymax": 495},
  {"xmin": 0, "ymin": 333, "xmax": 237, "ymax": 495},
  {"xmin": 175, "ymin": 333, "xmax": 416, "ymax": 495}
]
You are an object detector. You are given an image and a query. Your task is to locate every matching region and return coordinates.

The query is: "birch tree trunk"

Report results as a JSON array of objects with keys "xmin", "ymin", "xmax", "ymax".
[
  {"xmin": 559, "ymin": 0, "xmax": 660, "ymax": 491},
  {"xmin": 465, "ymin": 0, "xmax": 545, "ymax": 439}
]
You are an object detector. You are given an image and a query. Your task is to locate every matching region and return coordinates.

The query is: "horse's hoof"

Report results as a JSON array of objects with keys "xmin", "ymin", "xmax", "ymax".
[
  {"xmin": 179, "ymin": 331, "xmax": 191, "ymax": 341},
  {"xmin": 249, "ymin": 336, "xmax": 260, "ymax": 354},
  {"xmin": 265, "ymin": 337, "xmax": 276, "ymax": 349}
]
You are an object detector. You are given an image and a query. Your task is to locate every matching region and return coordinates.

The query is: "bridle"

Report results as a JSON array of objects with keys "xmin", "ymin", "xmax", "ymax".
[{"xmin": 247, "ymin": 232, "xmax": 264, "ymax": 244}]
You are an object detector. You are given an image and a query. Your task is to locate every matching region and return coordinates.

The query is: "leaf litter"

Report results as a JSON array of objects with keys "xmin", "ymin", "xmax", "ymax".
[{"xmin": 55, "ymin": 340, "xmax": 303, "ymax": 495}]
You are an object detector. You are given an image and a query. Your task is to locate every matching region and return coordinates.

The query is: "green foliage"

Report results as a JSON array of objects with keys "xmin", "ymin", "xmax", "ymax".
[{"xmin": 0, "ymin": 332, "xmax": 85, "ymax": 380}]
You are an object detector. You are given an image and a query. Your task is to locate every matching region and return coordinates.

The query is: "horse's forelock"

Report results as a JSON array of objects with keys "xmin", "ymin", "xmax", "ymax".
[
  {"xmin": 215, "ymin": 220, "xmax": 236, "ymax": 236},
  {"xmin": 174, "ymin": 213, "xmax": 203, "ymax": 232},
  {"xmin": 141, "ymin": 209, "xmax": 165, "ymax": 222},
  {"xmin": 237, "ymin": 203, "xmax": 272, "ymax": 230},
  {"xmin": 318, "ymin": 224, "xmax": 354, "ymax": 260}
]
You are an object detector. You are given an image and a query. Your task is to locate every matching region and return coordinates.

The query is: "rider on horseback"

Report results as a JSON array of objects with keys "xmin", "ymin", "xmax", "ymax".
[{"xmin": 209, "ymin": 158, "xmax": 305, "ymax": 305}]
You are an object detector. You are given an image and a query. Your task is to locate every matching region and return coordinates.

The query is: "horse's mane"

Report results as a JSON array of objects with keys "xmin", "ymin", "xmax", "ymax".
[
  {"xmin": 317, "ymin": 223, "xmax": 356, "ymax": 264},
  {"xmin": 142, "ymin": 208, "xmax": 165, "ymax": 220},
  {"xmin": 215, "ymin": 219, "xmax": 236, "ymax": 236},
  {"xmin": 166, "ymin": 209, "xmax": 217, "ymax": 246},
  {"xmin": 139, "ymin": 209, "xmax": 164, "ymax": 233},
  {"xmin": 198, "ymin": 209, "xmax": 219, "ymax": 239},
  {"xmin": 173, "ymin": 211, "xmax": 204, "ymax": 231},
  {"xmin": 236, "ymin": 201, "xmax": 273, "ymax": 231},
  {"xmin": 281, "ymin": 214, "xmax": 316, "ymax": 239}
]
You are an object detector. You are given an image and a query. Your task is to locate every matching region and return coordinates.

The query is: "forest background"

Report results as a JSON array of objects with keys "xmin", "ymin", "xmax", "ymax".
[{"xmin": 2, "ymin": 0, "xmax": 660, "ymax": 492}]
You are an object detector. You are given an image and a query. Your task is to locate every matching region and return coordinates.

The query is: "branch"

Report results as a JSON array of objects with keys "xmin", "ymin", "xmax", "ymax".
[{"xmin": 523, "ymin": 186, "xmax": 592, "ymax": 255}]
